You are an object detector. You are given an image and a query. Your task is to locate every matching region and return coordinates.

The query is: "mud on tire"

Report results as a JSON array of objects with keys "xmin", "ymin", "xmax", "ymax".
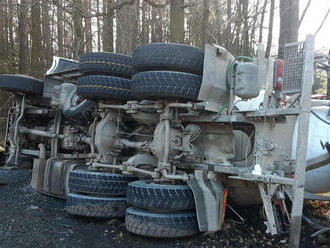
[
  {"xmin": 79, "ymin": 52, "xmax": 135, "ymax": 78},
  {"xmin": 66, "ymin": 193, "xmax": 127, "ymax": 218},
  {"xmin": 69, "ymin": 170, "xmax": 137, "ymax": 196},
  {"xmin": 127, "ymin": 180, "xmax": 195, "ymax": 211},
  {"xmin": 133, "ymin": 43, "xmax": 204, "ymax": 76},
  {"xmin": 131, "ymin": 71, "xmax": 202, "ymax": 100},
  {"xmin": 125, "ymin": 207, "xmax": 199, "ymax": 238},
  {"xmin": 77, "ymin": 75, "xmax": 131, "ymax": 101}
]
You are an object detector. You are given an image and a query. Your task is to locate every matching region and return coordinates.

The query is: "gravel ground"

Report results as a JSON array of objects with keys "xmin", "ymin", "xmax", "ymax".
[{"xmin": 0, "ymin": 176, "xmax": 329, "ymax": 248}]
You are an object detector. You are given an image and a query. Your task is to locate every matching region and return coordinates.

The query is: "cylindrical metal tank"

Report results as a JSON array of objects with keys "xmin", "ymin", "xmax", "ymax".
[
  {"xmin": 305, "ymin": 164, "xmax": 330, "ymax": 193},
  {"xmin": 234, "ymin": 62, "xmax": 259, "ymax": 99}
]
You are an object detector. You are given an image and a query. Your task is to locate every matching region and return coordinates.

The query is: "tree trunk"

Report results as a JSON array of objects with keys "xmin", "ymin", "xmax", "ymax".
[
  {"xmin": 141, "ymin": 1, "xmax": 150, "ymax": 44},
  {"xmin": 7, "ymin": 0, "xmax": 15, "ymax": 72},
  {"xmin": 57, "ymin": 0, "xmax": 64, "ymax": 57},
  {"xmin": 97, "ymin": 0, "xmax": 101, "ymax": 51},
  {"xmin": 200, "ymin": 0, "xmax": 210, "ymax": 49},
  {"xmin": 116, "ymin": 1, "xmax": 124, "ymax": 54},
  {"xmin": 103, "ymin": 0, "xmax": 114, "ymax": 52},
  {"xmin": 226, "ymin": 0, "xmax": 232, "ymax": 50},
  {"xmin": 31, "ymin": 0, "xmax": 43, "ymax": 77},
  {"xmin": 84, "ymin": 0, "xmax": 93, "ymax": 52},
  {"xmin": 73, "ymin": 0, "xmax": 84, "ymax": 58},
  {"xmin": 132, "ymin": 0, "xmax": 139, "ymax": 50},
  {"xmin": 258, "ymin": 0, "xmax": 268, "ymax": 43},
  {"xmin": 42, "ymin": 1, "xmax": 53, "ymax": 69},
  {"xmin": 151, "ymin": 6, "xmax": 157, "ymax": 43},
  {"xmin": 249, "ymin": 0, "xmax": 259, "ymax": 52},
  {"xmin": 19, "ymin": 0, "xmax": 29, "ymax": 74},
  {"xmin": 265, "ymin": 0, "xmax": 275, "ymax": 58},
  {"xmin": 0, "ymin": 0, "xmax": 6, "ymax": 73},
  {"xmin": 234, "ymin": 0, "xmax": 242, "ymax": 54},
  {"xmin": 242, "ymin": 0, "xmax": 249, "ymax": 55},
  {"xmin": 170, "ymin": 0, "xmax": 184, "ymax": 43},
  {"xmin": 278, "ymin": 0, "xmax": 299, "ymax": 59}
]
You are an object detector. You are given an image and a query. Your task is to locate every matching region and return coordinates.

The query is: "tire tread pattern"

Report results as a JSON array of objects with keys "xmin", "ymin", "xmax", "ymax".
[
  {"xmin": 66, "ymin": 193, "xmax": 127, "ymax": 218},
  {"xmin": 69, "ymin": 170, "xmax": 137, "ymax": 196},
  {"xmin": 131, "ymin": 71, "xmax": 202, "ymax": 100},
  {"xmin": 127, "ymin": 180, "xmax": 195, "ymax": 211},
  {"xmin": 125, "ymin": 207, "xmax": 199, "ymax": 238},
  {"xmin": 77, "ymin": 75, "xmax": 131, "ymax": 100},
  {"xmin": 133, "ymin": 43, "xmax": 204, "ymax": 76},
  {"xmin": 79, "ymin": 52, "xmax": 135, "ymax": 78}
]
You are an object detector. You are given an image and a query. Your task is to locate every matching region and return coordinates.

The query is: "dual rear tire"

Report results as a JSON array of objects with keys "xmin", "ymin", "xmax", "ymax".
[
  {"xmin": 125, "ymin": 180, "xmax": 199, "ymax": 238},
  {"xmin": 76, "ymin": 43, "xmax": 204, "ymax": 102},
  {"xmin": 66, "ymin": 170, "xmax": 136, "ymax": 218},
  {"xmin": 77, "ymin": 52, "xmax": 134, "ymax": 101},
  {"xmin": 131, "ymin": 43, "xmax": 204, "ymax": 101}
]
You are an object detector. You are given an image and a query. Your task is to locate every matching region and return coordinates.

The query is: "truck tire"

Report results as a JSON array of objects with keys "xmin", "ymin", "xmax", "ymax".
[
  {"xmin": 66, "ymin": 193, "xmax": 127, "ymax": 218},
  {"xmin": 0, "ymin": 74, "xmax": 43, "ymax": 95},
  {"xmin": 69, "ymin": 170, "xmax": 137, "ymax": 196},
  {"xmin": 125, "ymin": 207, "xmax": 199, "ymax": 238},
  {"xmin": 127, "ymin": 180, "xmax": 195, "ymax": 211},
  {"xmin": 79, "ymin": 52, "xmax": 135, "ymax": 78},
  {"xmin": 63, "ymin": 88, "xmax": 96, "ymax": 125},
  {"xmin": 0, "ymin": 168, "xmax": 31, "ymax": 184},
  {"xmin": 77, "ymin": 75, "xmax": 131, "ymax": 101},
  {"xmin": 131, "ymin": 71, "xmax": 202, "ymax": 100},
  {"xmin": 133, "ymin": 43, "xmax": 204, "ymax": 76}
]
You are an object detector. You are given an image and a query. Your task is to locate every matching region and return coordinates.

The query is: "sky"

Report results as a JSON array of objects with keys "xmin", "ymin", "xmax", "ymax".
[
  {"xmin": 269, "ymin": 0, "xmax": 330, "ymax": 53},
  {"xmin": 298, "ymin": 0, "xmax": 330, "ymax": 51}
]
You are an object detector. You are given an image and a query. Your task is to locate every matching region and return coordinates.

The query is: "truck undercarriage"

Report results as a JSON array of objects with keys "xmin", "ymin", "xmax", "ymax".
[{"xmin": 0, "ymin": 36, "xmax": 329, "ymax": 247}]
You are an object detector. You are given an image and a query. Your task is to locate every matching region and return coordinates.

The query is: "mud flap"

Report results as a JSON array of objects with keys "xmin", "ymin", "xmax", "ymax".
[
  {"xmin": 31, "ymin": 158, "xmax": 47, "ymax": 191},
  {"xmin": 42, "ymin": 158, "xmax": 85, "ymax": 198},
  {"xmin": 187, "ymin": 170, "xmax": 225, "ymax": 232}
]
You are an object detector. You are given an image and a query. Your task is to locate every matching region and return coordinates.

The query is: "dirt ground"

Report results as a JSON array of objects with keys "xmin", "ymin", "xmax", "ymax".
[{"xmin": 0, "ymin": 176, "xmax": 329, "ymax": 248}]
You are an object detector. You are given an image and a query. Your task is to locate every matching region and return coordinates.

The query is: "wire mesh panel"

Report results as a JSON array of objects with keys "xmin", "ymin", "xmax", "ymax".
[{"xmin": 282, "ymin": 42, "xmax": 305, "ymax": 94}]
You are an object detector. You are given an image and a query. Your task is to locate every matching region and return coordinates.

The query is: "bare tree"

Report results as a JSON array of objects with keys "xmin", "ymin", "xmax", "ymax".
[
  {"xmin": 265, "ymin": 0, "xmax": 275, "ymax": 58},
  {"xmin": 170, "ymin": 0, "xmax": 184, "ymax": 43},
  {"xmin": 258, "ymin": 0, "xmax": 268, "ymax": 43},
  {"xmin": 57, "ymin": 0, "xmax": 64, "ymax": 57},
  {"xmin": 103, "ymin": 0, "xmax": 114, "ymax": 51},
  {"xmin": 241, "ymin": 0, "xmax": 249, "ymax": 54},
  {"xmin": 200, "ymin": 0, "xmax": 210, "ymax": 49},
  {"xmin": 19, "ymin": 0, "xmax": 29, "ymax": 74},
  {"xmin": 96, "ymin": 0, "xmax": 101, "ymax": 51},
  {"xmin": 31, "ymin": 0, "xmax": 43, "ymax": 78},
  {"xmin": 0, "ymin": 0, "xmax": 7, "ymax": 73},
  {"xmin": 42, "ymin": 1, "xmax": 53, "ymax": 68},
  {"xmin": 84, "ymin": 0, "xmax": 93, "ymax": 52},
  {"xmin": 278, "ymin": 0, "xmax": 299, "ymax": 59},
  {"xmin": 0, "ymin": 0, "xmax": 301, "ymax": 76},
  {"xmin": 73, "ymin": 0, "xmax": 84, "ymax": 58},
  {"xmin": 226, "ymin": 0, "xmax": 232, "ymax": 49},
  {"xmin": 233, "ymin": 0, "xmax": 243, "ymax": 54}
]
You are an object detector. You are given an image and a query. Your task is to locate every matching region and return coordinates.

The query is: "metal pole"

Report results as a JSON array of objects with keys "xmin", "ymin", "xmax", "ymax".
[{"xmin": 289, "ymin": 35, "xmax": 315, "ymax": 248}]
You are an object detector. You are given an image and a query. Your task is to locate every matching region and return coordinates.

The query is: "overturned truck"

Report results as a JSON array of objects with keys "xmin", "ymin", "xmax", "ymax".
[{"xmin": 0, "ymin": 35, "xmax": 329, "ymax": 245}]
